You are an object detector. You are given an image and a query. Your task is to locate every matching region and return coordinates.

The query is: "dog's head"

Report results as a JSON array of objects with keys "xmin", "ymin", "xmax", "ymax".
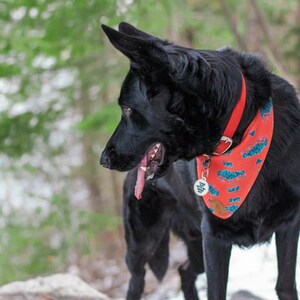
[{"xmin": 100, "ymin": 23, "xmax": 243, "ymax": 188}]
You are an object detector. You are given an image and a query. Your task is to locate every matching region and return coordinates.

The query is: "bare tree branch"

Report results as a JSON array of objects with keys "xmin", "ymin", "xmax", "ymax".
[
  {"xmin": 218, "ymin": 0, "xmax": 248, "ymax": 51},
  {"xmin": 246, "ymin": 0, "xmax": 261, "ymax": 52},
  {"xmin": 250, "ymin": 0, "xmax": 290, "ymax": 77},
  {"xmin": 218, "ymin": 0, "xmax": 296, "ymax": 86}
]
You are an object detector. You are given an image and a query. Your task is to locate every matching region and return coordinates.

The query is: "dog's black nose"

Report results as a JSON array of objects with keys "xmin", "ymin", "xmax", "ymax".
[{"xmin": 100, "ymin": 150, "xmax": 111, "ymax": 168}]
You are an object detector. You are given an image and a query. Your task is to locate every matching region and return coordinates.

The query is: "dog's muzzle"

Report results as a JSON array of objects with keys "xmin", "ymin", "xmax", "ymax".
[{"xmin": 100, "ymin": 148, "xmax": 112, "ymax": 168}]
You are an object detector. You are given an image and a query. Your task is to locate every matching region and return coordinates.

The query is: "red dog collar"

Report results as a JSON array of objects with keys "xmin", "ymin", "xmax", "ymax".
[
  {"xmin": 214, "ymin": 75, "xmax": 247, "ymax": 155},
  {"xmin": 195, "ymin": 76, "xmax": 274, "ymax": 219}
]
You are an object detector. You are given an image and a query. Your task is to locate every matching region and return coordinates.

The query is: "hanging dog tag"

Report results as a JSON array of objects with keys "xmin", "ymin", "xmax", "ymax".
[{"xmin": 194, "ymin": 178, "xmax": 209, "ymax": 196}]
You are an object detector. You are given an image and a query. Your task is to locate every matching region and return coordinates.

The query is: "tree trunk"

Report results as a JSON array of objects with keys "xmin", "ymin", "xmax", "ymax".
[
  {"xmin": 218, "ymin": 0, "xmax": 248, "ymax": 51},
  {"xmin": 246, "ymin": 0, "xmax": 261, "ymax": 52},
  {"xmin": 295, "ymin": 0, "xmax": 300, "ymax": 92},
  {"xmin": 79, "ymin": 79, "xmax": 103, "ymax": 212}
]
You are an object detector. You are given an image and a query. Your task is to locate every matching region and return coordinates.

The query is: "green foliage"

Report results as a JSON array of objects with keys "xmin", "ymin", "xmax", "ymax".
[
  {"xmin": 0, "ymin": 64, "xmax": 22, "ymax": 78},
  {"xmin": 0, "ymin": 0, "xmax": 123, "ymax": 157},
  {"xmin": 75, "ymin": 103, "xmax": 120, "ymax": 134},
  {"xmin": 284, "ymin": 24, "xmax": 300, "ymax": 74},
  {"xmin": 0, "ymin": 195, "xmax": 121, "ymax": 285},
  {"xmin": 0, "ymin": 109, "xmax": 59, "ymax": 157}
]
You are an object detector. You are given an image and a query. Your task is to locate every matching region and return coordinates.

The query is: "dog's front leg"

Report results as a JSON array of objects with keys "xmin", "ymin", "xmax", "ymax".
[
  {"xmin": 275, "ymin": 221, "xmax": 300, "ymax": 300},
  {"xmin": 202, "ymin": 222, "xmax": 232, "ymax": 300}
]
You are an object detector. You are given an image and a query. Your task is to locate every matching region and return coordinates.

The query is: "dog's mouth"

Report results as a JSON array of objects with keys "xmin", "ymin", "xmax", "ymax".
[{"xmin": 135, "ymin": 143, "xmax": 164, "ymax": 200}]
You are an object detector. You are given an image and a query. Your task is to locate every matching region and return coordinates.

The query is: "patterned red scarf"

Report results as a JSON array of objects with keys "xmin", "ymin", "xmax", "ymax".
[{"xmin": 195, "ymin": 90, "xmax": 274, "ymax": 219}]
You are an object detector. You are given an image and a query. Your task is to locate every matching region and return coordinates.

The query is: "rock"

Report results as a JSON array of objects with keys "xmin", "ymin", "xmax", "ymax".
[
  {"xmin": 0, "ymin": 273, "xmax": 111, "ymax": 300},
  {"xmin": 230, "ymin": 290, "xmax": 266, "ymax": 300}
]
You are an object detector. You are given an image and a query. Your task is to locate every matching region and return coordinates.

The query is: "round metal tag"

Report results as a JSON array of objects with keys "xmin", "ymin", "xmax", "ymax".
[{"xmin": 194, "ymin": 178, "xmax": 209, "ymax": 196}]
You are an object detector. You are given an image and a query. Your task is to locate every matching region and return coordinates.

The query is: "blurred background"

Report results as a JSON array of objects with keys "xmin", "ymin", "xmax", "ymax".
[{"xmin": 0, "ymin": 0, "xmax": 299, "ymax": 298}]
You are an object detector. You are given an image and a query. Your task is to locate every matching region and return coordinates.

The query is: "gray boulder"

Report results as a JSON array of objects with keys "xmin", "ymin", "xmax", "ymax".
[
  {"xmin": 0, "ymin": 273, "xmax": 112, "ymax": 300},
  {"xmin": 231, "ymin": 290, "xmax": 266, "ymax": 300}
]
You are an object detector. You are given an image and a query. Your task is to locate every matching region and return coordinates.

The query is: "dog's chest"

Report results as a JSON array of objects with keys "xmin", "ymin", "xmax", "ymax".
[
  {"xmin": 170, "ymin": 161, "xmax": 298, "ymax": 246},
  {"xmin": 203, "ymin": 189, "xmax": 299, "ymax": 246}
]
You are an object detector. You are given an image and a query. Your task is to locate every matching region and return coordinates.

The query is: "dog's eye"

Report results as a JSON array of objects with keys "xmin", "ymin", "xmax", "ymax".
[{"xmin": 122, "ymin": 106, "xmax": 132, "ymax": 117}]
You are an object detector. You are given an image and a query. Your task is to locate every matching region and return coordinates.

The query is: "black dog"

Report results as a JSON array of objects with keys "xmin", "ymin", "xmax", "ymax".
[{"xmin": 100, "ymin": 22, "xmax": 300, "ymax": 300}]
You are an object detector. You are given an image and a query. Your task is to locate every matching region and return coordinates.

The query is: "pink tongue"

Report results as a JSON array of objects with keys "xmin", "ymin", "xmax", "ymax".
[{"xmin": 134, "ymin": 156, "xmax": 148, "ymax": 200}]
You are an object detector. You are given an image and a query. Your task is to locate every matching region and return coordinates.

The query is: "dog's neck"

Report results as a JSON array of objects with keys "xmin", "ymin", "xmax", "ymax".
[
  {"xmin": 212, "ymin": 74, "xmax": 247, "ymax": 155},
  {"xmin": 200, "ymin": 51, "xmax": 272, "ymax": 154}
]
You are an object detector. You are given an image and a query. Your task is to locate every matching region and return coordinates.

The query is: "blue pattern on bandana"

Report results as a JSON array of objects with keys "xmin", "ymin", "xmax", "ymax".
[
  {"xmin": 223, "ymin": 161, "xmax": 233, "ymax": 168},
  {"xmin": 249, "ymin": 130, "xmax": 255, "ymax": 137},
  {"xmin": 229, "ymin": 197, "xmax": 241, "ymax": 203},
  {"xmin": 242, "ymin": 138, "xmax": 268, "ymax": 158},
  {"xmin": 209, "ymin": 185, "xmax": 220, "ymax": 196},
  {"xmin": 228, "ymin": 186, "xmax": 240, "ymax": 192},
  {"xmin": 217, "ymin": 170, "xmax": 245, "ymax": 181},
  {"xmin": 226, "ymin": 204, "xmax": 239, "ymax": 213},
  {"xmin": 260, "ymin": 100, "xmax": 272, "ymax": 119}
]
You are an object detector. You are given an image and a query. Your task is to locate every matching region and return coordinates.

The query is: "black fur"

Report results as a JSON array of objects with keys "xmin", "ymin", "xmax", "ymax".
[{"xmin": 100, "ymin": 22, "xmax": 300, "ymax": 300}]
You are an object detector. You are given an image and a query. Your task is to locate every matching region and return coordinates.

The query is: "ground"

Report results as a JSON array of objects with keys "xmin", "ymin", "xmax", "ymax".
[{"xmin": 76, "ymin": 232, "xmax": 300, "ymax": 300}]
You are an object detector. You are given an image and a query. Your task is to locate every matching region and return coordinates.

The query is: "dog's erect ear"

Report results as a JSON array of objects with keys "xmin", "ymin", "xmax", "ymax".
[
  {"xmin": 118, "ymin": 22, "xmax": 161, "ymax": 41},
  {"xmin": 101, "ymin": 24, "xmax": 168, "ymax": 67}
]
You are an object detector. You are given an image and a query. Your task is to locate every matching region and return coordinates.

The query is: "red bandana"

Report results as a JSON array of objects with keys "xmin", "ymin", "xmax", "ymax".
[{"xmin": 195, "ymin": 80, "xmax": 274, "ymax": 219}]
